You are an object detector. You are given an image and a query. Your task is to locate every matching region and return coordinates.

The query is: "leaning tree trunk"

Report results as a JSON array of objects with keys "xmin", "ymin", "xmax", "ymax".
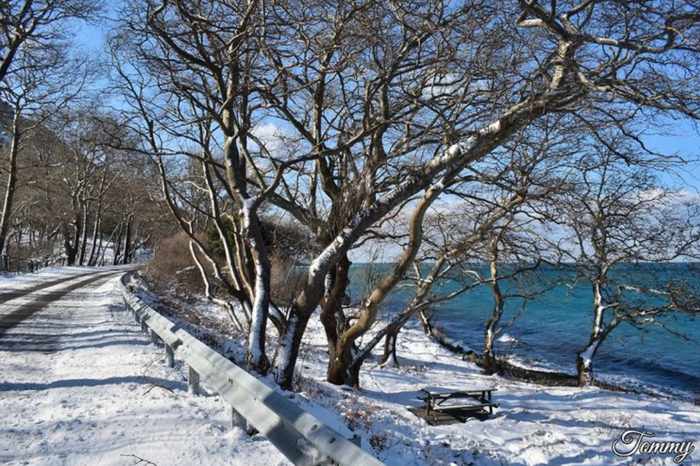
[
  {"xmin": 99, "ymin": 223, "xmax": 121, "ymax": 267},
  {"xmin": 576, "ymin": 282, "xmax": 618, "ymax": 386},
  {"xmin": 275, "ymin": 309, "xmax": 314, "ymax": 390},
  {"xmin": 329, "ymin": 179, "xmax": 445, "ymax": 387},
  {"xmin": 349, "ymin": 300, "xmax": 426, "ymax": 381},
  {"xmin": 483, "ymin": 252, "xmax": 504, "ymax": 374},
  {"xmin": 379, "ymin": 327, "xmax": 400, "ymax": 367},
  {"xmin": 274, "ymin": 244, "xmax": 335, "ymax": 390}
]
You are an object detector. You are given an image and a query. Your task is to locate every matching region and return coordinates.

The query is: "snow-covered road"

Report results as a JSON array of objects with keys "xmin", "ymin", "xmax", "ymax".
[{"xmin": 0, "ymin": 267, "xmax": 288, "ymax": 466}]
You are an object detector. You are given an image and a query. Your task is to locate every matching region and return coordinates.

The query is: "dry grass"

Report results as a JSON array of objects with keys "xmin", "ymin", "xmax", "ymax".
[
  {"xmin": 144, "ymin": 232, "xmax": 203, "ymax": 295},
  {"xmin": 270, "ymin": 252, "xmax": 305, "ymax": 307}
]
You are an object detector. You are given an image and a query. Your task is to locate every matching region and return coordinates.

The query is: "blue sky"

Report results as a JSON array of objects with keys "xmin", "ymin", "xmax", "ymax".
[{"xmin": 644, "ymin": 122, "xmax": 700, "ymax": 193}]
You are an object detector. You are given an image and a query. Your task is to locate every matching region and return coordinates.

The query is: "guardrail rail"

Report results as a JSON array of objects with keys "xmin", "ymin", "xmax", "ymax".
[{"xmin": 119, "ymin": 273, "xmax": 385, "ymax": 466}]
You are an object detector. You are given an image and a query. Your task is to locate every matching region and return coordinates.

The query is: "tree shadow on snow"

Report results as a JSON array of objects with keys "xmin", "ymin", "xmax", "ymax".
[{"xmin": 0, "ymin": 375, "xmax": 186, "ymax": 392}]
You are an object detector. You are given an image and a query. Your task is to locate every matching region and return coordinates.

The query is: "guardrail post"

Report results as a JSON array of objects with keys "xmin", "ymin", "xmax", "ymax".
[
  {"xmin": 297, "ymin": 439, "xmax": 331, "ymax": 466},
  {"xmin": 228, "ymin": 405, "xmax": 256, "ymax": 435},
  {"xmin": 188, "ymin": 366, "xmax": 201, "ymax": 395},
  {"xmin": 148, "ymin": 329, "xmax": 160, "ymax": 345},
  {"xmin": 245, "ymin": 420, "xmax": 257, "ymax": 436},
  {"xmin": 165, "ymin": 344, "xmax": 175, "ymax": 367},
  {"xmin": 231, "ymin": 406, "xmax": 246, "ymax": 430}
]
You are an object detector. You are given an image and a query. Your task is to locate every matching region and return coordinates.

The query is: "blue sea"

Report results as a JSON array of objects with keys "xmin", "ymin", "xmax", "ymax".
[{"xmin": 346, "ymin": 263, "xmax": 700, "ymax": 399}]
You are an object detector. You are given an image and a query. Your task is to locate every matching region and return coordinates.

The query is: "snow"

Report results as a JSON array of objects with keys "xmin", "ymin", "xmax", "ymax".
[
  {"xmin": 290, "ymin": 318, "xmax": 700, "ymax": 466},
  {"xmin": 135, "ymin": 278, "xmax": 700, "ymax": 466},
  {"xmin": 2, "ymin": 267, "xmax": 698, "ymax": 466},
  {"xmin": 0, "ymin": 267, "xmax": 289, "ymax": 466},
  {"xmin": 578, "ymin": 340, "xmax": 598, "ymax": 368},
  {"xmin": 496, "ymin": 333, "xmax": 517, "ymax": 343}
]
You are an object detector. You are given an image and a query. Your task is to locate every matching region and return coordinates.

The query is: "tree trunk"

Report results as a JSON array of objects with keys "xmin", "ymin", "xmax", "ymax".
[
  {"xmin": 113, "ymin": 223, "xmax": 123, "ymax": 265},
  {"xmin": 320, "ymin": 254, "xmax": 351, "ymax": 384},
  {"xmin": 62, "ymin": 223, "xmax": 78, "ymax": 266},
  {"xmin": 122, "ymin": 214, "xmax": 133, "ymax": 264},
  {"xmin": 330, "ymin": 178, "xmax": 448, "ymax": 387},
  {"xmin": 78, "ymin": 201, "xmax": 89, "ymax": 265},
  {"xmin": 327, "ymin": 340, "xmax": 357, "ymax": 386},
  {"xmin": 275, "ymin": 310, "xmax": 313, "ymax": 390},
  {"xmin": 67, "ymin": 207, "xmax": 82, "ymax": 266},
  {"xmin": 379, "ymin": 329, "xmax": 399, "ymax": 368},
  {"xmin": 242, "ymin": 205, "xmax": 271, "ymax": 374},
  {"xmin": 0, "ymin": 110, "xmax": 20, "ymax": 256},
  {"xmin": 576, "ymin": 341, "xmax": 599, "ymax": 386},
  {"xmin": 87, "ymin": 211, "xmax": 101, "ymax": 266},
  {"xmin": 576, "ymin": 282, "xmax": 617, "ymax": 386},
  {"xmin": 483, "ymin": 252, "xmax": 503, "ymax": 375}
]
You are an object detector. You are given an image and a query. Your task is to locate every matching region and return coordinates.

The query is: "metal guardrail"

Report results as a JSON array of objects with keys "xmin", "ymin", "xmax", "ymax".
[{"xmin": 119, "ymin": 274, "xmax": 385, "ymax": 466}]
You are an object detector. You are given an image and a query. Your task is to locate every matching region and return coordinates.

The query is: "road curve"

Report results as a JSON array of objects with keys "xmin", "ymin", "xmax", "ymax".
[{"xmin": 0, "ymin": 267, "xmax": 287, "ymax": 466}]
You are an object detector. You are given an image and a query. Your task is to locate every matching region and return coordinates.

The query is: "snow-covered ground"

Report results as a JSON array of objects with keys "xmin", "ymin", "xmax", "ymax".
[
  {"xmin": 2, "ymin": 267, "xmax": 697, "ymax": 465},
  {"xmin": 0, "ymin": 267, "xmax": 288, "ymax": 466},
  {"xmin": 140, "ymin": 281, "xmax": 700, "ymax": 466},
  {"xmin": 297, "ymin": 318, "xmax": 700, "ymax": 465}
]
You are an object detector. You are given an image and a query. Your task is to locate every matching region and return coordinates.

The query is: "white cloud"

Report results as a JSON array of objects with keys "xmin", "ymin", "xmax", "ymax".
[{"xmin": 251, "ymin": 122, "xmax": 286, "ymax": 155}]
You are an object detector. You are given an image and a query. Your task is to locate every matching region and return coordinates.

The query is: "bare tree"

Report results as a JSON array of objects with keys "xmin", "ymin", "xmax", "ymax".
[
  {"xmin": 109, "ymin": 0, "xmax": 700, "ymax": 390},
  {"xmin": 550, "ymin": 146, "xmax": 700, "ymax": 386},
  {"xmin": 0, "ymin": 0, "xmax": 98, "ymax": 82},
  {"xmin": 0, "ymin": 0, "xmax": 99, "ymax": 262},
  {"xmin": 257, "ymin": 0, "xmax": 700, "ymax": 389}
]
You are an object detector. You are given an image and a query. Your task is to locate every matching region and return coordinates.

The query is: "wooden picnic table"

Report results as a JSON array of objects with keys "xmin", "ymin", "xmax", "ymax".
[{"xmin": 418, "ymin": 387, "xmax": 498, "ymax": 416}]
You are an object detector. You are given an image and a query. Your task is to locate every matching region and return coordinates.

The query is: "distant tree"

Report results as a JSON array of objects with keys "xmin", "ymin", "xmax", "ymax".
[
  {"xmin": 0, "ymin": 0, "xmax": 99, "ymax": 262},
  {"xmin": 550, "ymin": 147, "xmax": 700, "ymax": 386}
]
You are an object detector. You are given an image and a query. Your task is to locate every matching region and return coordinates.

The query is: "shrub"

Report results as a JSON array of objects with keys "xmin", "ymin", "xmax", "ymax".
[
  {"xmin": 145, "ymin": 231, "xmax": 203, "ymax": 295},
  {"xmin": 270, "ymin": 251, "xmax": 306, "ymax": 307}
]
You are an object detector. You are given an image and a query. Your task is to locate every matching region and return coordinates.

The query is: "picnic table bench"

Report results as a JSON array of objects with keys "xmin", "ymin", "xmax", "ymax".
[{"xmin": 418, "ymin": 387, "xmax": 498, "ymax": 417}]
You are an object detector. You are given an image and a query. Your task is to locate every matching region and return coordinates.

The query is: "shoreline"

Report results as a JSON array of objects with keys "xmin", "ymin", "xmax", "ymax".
[{"xmin": 424, "ymin": 320, "xmax": 698, "ymax": 404}]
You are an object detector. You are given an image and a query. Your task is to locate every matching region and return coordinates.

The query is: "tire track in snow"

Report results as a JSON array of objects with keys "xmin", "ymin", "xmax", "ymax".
[{"xmin": 0, "ymin": 270, "xmax": 122, "ymax": 339}]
